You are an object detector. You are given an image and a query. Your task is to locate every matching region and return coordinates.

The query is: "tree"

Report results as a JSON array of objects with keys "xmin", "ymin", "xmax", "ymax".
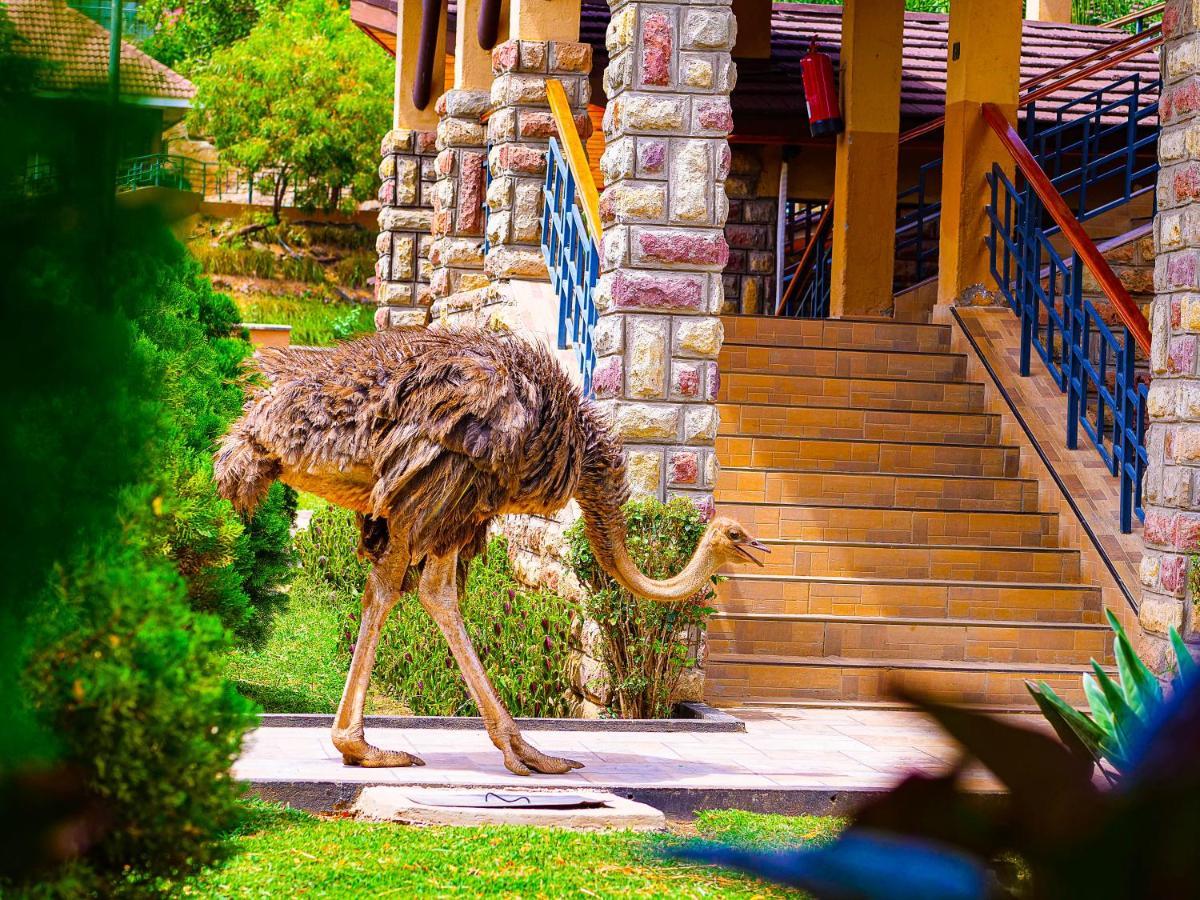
[
  {"xmin": 189, "ymin": 0, "xmax": 392, "ymax": 220},
  {"xmin": 138, "ymin": 0, "xmax": 272, "ymax": 73}
]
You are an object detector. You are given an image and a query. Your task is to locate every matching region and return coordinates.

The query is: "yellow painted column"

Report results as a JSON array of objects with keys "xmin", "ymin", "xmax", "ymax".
[
  {"xmin": 828, "ymin": 0, "xmax": 905, "ymax": 318},
  {"xmin": 455, "ymin": 0, "xmax": 507, "ymax": 90},
  {"xmin": 393, "ymin": 0, "xmax": 447, "ymax": 131},
  {"xmin": 1025, "ymin": 0, "xmax": 1072, "ymax": 23},
  {"xmin": 508, "ymin": 0, "xmax": 581, "ymax": 41},
  {"xmin": 936, "ymin": 0, "xmax": 1024, "ymax": 306}
]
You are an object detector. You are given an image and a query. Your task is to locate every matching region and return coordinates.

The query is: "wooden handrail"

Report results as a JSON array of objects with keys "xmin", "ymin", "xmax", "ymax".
[
  {"xmin": 981, "ymin": 102, "xmax": 1151, "ymax": 354},
  {"xmin": 546, "ymin": 78, "xmax": 602, "ymax": 242},
  {"xmin": 1103, "ymin": 2, "xmax": 1165, "ymax": 31},
  {"xmin": 773, "ymin": 202, "xmax": 834, "ymax": 316}
]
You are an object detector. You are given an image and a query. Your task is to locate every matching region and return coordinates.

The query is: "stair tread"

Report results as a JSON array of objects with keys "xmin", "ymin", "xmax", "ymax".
[
  {"xmin": 725, "ymin": 573, "xmax": 1095, "ymax": 590},
  {"xmin": 748, "ymin": 538, "xmax": 1074, "ymax": 553},
  {"xmin": 721, "ymin": 369, "xmax": 981, "ymax": 388},
  {"xmin": 717, "ymin": 400, "xmax": 994, "ymax": 418},
  {"xmin": 721, "ymin": 341, "xmax": 964, "ymax": 361},
  {"xmin": 711, "ymin": 612, "xmax": 1108, "ymax": 629},
  {"xmin": 721, "ymin": 466, "xmax": 1035, "ymax": 485},
  {"xmin": 709, "ymin": 653, "xmax": 1108, "ymax": 674},
  {"xmin": 720, "ymin": 500, "xmax": 1053, "ymax": 515},
  {"xmin": 718, "ymin": 433, "xmax": 1016, "ymax": 451}
]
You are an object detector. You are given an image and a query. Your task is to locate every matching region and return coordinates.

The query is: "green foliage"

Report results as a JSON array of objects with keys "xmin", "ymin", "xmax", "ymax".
[
  {"xmin": 119, "ymin": 225, "xmax": 296, "ymax": 645},
  {"xmin": 291, "ymin": 507, "xmax": 576, "ymax": 717},
  {"xmin": 566, "ymin": 498, "xmax": 715, "ymax": 719},
  {"xmin": 26, "ymin": 503, "xmax": 257, "ymax": 892},
  {"xmin": 1026, "ymin": 609, "xmax": 1196, "ymax": 776},
  {"xmin": 181, "ymin": 800, "xmax": 825, "ymax": 897},
  {"xmin": 1071, "ymin": 0, "xmax": 1161, "ymax": 27},
  {"xmin": 138, "ymin": 0, "xmax": 280, "ymax": 73},
  {"xmin": 694, "ymin": 810, "xmax": 844, "ymax": 850},
  {"xmin": 189, "ymin": 0, "xmax": 392, "ymax": 219}
]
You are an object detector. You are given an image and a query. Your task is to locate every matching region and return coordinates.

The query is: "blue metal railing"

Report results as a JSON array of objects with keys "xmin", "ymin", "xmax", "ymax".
[
  {"xmin": 986, "ymin": 161, "xmax": 1148, "ymax": 533},
  {"xmin": 893, "ymin": 157, "xmax": 944, "ymax": 292},
  {"xmin": 541, "ymin": 137, "xmax": 599, "ymax": 394}
]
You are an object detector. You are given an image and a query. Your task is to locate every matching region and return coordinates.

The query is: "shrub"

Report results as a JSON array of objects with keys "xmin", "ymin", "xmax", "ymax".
[
  {"xmin": 566, "ymin": 498, "xmax": 715, "ymax": 719},
  {"xmin": 232, "ymin": 292, "xmax": 375, "ymax": 346},
  {"xmin": 292, "ymin": 507, "xmax": 576, "ymax": 717}
]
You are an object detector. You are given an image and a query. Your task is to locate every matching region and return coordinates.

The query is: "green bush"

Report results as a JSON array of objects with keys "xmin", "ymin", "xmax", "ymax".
[
  {"xmin": 233, "ymin": 292, "xmax": 375, "ymax": 346},
  {"xmin": 566, "ymin": 498, "xmax": 715, "ymax": 719},
  {"xmin": 292, "ymin": 507, "xmax": 576, "ymax": 717}
]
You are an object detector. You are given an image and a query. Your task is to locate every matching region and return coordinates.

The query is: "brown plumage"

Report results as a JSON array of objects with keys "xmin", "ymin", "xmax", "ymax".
[{"xmin": 215, "ymin": 327, "xmax": 765, "ymax": 776}]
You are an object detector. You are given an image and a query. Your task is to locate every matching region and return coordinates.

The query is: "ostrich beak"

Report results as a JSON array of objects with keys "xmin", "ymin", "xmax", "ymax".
[{"xmin": 733, "ymin": 537, "xmax": 770, "ymax": 567}]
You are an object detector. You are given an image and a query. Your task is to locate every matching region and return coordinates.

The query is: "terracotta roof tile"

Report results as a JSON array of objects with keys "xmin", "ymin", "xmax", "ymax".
[{"xmin": 7, "ymin": 0, "xmax": 195, "ymax": 103}]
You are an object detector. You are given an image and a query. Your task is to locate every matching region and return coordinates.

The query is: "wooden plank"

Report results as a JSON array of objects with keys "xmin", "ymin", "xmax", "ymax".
[{"xmin": 546, "ymin": 77, "xmax": 602, "ymax": 242}]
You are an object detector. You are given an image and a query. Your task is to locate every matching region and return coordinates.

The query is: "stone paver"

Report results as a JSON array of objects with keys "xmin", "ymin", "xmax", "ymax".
[{"xmin": 235, "ymin": 707, "xmax": 1021, "ymax": 797}]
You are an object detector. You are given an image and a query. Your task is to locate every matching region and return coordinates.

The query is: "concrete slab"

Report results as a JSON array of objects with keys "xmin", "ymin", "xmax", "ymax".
[{"xmin": 353, "ymin": 787, "xmax": 666, "ymax": 831}]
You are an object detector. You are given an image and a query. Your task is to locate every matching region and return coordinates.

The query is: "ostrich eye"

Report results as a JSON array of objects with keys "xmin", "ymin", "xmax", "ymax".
[{"xmin": 729, "ymin": 529, "xmax": 743, "ymax": 540}]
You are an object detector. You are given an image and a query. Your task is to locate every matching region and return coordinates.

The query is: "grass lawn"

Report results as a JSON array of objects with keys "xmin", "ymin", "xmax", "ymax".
[
  {"xmin": 235, "ymin": 291, "xmax": 375, "ymax": 346},
  {"xmin": 181, "ymin": 803, "xmax": 842, "ymax": 897},
  {"xmin": 226, "ymin": 584, "xmax": 348, "ymax": 713}
]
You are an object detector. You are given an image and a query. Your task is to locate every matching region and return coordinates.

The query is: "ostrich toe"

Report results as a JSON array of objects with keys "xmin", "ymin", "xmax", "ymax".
[
  {"xmin": 497, "ymin": 733, "xmax": 584, "ymax": 776},
  {"xmin": 339, "ymin": 743, "xmax": 426, "ymax": 768}
]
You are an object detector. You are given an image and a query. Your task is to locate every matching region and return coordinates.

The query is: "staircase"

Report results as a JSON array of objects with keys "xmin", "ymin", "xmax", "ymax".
[{"xmin": 707, "ymin": 315, "xmax": 1115, "ymax": 709}]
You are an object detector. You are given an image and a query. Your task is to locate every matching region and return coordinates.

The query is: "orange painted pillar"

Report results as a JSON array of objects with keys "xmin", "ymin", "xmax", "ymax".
[
  {"xmin": 936, "ymin": 0, "xmax": 1024, "ymax": 306},
  {"xmin": 828, "ymin": 0, "xmax": 905, "ymax": 318}
]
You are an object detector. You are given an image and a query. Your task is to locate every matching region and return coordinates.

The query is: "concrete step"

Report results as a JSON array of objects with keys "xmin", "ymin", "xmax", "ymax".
[
  {"xmin": 716, "ymin": 502, "xmax": 1060, "ymax": 547},
  {"xmin": 707, "ymin": 613, "xmax": 1113, "ymax": 666},
  {"xmin": 717, "ymin": 403, "xmax": 1001, "ymax": 445},
  {"xmin": 705, "ymin": 654, "xmax": 1101, "ymax": 708},
  {"xmin": 719, "ymin": 371, "xmax": 987, "ymax": 413},
  {"xmin": 720, "ymin": 316, "xmax": 951, "ymax": 353},
  {"xmin": 719, "ymin": 344, "xmax": 968, "ymax": 382},
  {"xmin": 716, "ymin": 574, "xmax": 1102, "ymax": 623},
  {"xmin": 735, "ymin": 540, "xmax": 1081, "ymax": 583},
  {"xmin": 717, "ymin": 468, "xmax": 1039, "ymax": 513},
  {"xmin": 715, "ymin": 434, "xmax": 1020, "ymax": 478}
]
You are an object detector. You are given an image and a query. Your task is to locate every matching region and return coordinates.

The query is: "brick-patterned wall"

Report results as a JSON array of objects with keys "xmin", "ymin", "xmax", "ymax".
[
  {"xmin": 723, "ymin": 146, "xmax": 777, "ymax": 315},
  {"xmin": 1139, "ymin": 0, "xmax": 1200, "ymax": 658},
  {"xmin": 375, "ymin": 129, "xmax": 438, "ymax": 328},
  {"xmin": 595, "ymin": 0, "xmax": 736, "ymax": 514},
  {"xmin": 485, "ymin": 39, "xmax": 593, "ymax": 281}
]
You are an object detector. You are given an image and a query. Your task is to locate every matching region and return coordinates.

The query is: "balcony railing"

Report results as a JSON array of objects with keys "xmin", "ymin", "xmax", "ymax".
[{"xmin": 542, "ymin": 79, "xmax": 601, "ymax": 395}]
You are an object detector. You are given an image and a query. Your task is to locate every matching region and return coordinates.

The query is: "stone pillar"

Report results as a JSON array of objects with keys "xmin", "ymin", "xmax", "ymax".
[
  {"xmin": 723, "ymin": 144, "xmax": 777, "ymax": 315},
  {"xmin": 595, "ymin": 0, "xmax": 736, "ymax": 513},
  {"xmin": 485, "ymin": 39, "xmax": 593, "ymax": 280},
  {"xmin": 430, "ymin": 91, "xmax": 491, "ymax": 301},
  {"xmin": 1139, "ymin": 0, "xmax": 1200, "ymax": 659},
  {"xmin": 375, "ymin": 129, "xmax": 438, "ymax": 328}
]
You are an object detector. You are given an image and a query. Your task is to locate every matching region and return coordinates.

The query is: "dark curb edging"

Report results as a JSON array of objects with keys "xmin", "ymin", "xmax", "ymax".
[{"xmin": 257, "ymin": 701, "xmax": 744, "ymax": 733}]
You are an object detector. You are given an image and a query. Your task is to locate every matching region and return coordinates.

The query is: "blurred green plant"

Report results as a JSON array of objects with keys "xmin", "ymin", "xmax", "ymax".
[
  {"xmin": 232, "ymin": 293, "xmax": 375, "ymax": 346},
  {"xmin": 1026, "ymin": 610, "xmax": 1197, "ymax": 777},
  {"xmin": 191, "ymin": 243, "xmax": 326, "ymax": 282},
  {"xmin": 292, "ymin": 507, "xmax": 576, "ymax": 717},
  {"xmin": 566, "ymin": 498, "xmax": 715, "ymax": 719}
]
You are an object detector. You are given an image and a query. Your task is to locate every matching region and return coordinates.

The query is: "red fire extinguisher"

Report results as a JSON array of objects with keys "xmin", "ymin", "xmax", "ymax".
[{"xmin": 800, "ymin": 38, "xmax": 843, "ymax": 138}]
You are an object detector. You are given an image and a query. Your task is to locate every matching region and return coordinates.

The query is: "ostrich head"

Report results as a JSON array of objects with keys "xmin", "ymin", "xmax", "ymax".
[{"xmin": 705, "ymin": 516, "xmax": 770, "ymax": 568}]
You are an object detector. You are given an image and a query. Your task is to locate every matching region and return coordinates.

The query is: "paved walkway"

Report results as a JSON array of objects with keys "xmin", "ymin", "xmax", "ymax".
[{"xmin": 236, "ymin": 707, "xmax": 1022, "ymax": 813}]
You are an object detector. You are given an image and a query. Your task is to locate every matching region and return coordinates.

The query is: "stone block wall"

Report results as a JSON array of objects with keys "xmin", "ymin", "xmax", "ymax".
[
  {"xmin": 1139, "ymin": 0, "xmax": 1200, "ymax": 656},
  {"xmin": 375, "ymin": 128, "xmax": 438, "ymax": 328},
  {"xmin": 1084, "ymin": 226, "xmax": 1156, "ymax": 325},
  {"xmin": 595, "ymin": 0, "xmax": 737, "ymax": 514},
  {"xmin": 485, "ymin": 38, "xmax": 593, "ymax": 281},
  {"xmin": 431, "ymin": 90, "xmax": 490, "ymax": 302},
  {"xmin": 723, "ymin": 145, "xmax": 777, "ymax": 315}
]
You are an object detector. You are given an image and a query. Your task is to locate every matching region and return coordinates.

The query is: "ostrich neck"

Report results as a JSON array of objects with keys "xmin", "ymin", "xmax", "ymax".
[
  {"xmin": 575, "ymin": 409, "xmax": 717, "ymax": 603},
  {"xmin": 604, "ymin": 536, "xmax": 718, "ymax": 604}
]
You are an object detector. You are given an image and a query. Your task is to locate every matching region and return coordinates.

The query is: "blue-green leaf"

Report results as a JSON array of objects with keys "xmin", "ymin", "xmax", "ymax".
[
  {"xmin": 1170, "ymin": 626, "xmax": 1199, "ymax": 690},
  {"xmin": 1092, "ymin": 659, "xmax": 1141, "ymax": 761},
  {"xmin": 1106, "ymin": 608, "xmax": 1161, "ymax": 719},
  {"xmin": 1026, "ymin": 680, "xmax": 1106, "ymax": 769}
]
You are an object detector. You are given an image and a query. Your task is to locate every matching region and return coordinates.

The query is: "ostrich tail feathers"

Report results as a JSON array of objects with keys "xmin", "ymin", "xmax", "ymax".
[{"xmin": 213, "ymin": 427, "xmax": 281, "ymax": 516}]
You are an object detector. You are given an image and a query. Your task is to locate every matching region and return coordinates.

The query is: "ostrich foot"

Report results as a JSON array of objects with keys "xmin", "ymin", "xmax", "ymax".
[
  {"xmin": 335, "ymin": 736, "xmax": 425, "ymax": 768},
  {"xmin": 496, "ymin": 733, "xmax": 584, "ymax": 776}
]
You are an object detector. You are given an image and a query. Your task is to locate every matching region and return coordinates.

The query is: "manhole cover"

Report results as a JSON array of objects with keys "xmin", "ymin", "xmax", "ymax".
[{"xmin": 409, "ymin": 791, "xmax": 607, "ymax": 810}]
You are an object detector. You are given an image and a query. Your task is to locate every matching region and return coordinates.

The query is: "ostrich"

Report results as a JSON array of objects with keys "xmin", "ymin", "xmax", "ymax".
[{"xmin": 215, "ymin": 327, "xmax": 767, "ymax": 776}]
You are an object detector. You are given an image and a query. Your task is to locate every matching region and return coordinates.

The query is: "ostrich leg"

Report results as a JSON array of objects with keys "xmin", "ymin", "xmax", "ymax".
[
  {"xmin": 332, "ymin": 545, "xmax": 424, "ymax": 767},
  {"xmin": 419, "ymin": 552, "xmax": 584, "ymax": 776}
]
